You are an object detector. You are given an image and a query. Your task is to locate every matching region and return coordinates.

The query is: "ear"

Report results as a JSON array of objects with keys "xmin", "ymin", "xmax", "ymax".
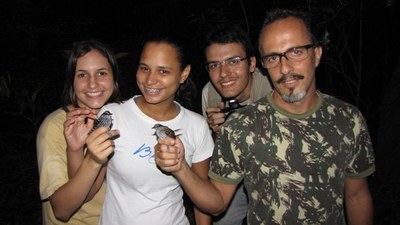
[
  {"xmin": 313, "ymin": 46, "xmax": 323, "ymax": 68},
  {"xmin": 180, "ymin": 64, "xmax": 191, "ymax": 83},
  {"xmin": 249, "ymin": 56, "xmax": 257, "ymax": 73}
]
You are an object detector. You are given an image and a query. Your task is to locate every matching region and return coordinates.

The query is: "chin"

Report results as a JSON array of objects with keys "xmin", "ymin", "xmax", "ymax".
[
  {"xmin": 220, "ymin": 90, "xmax": 239, "ymax": 99},
  {"xmin": 87, "ymin": 103, "xmax": 105, "ymax": 110},
  {"xmin": 282, "ymin": 91, "xmax": 306, "ymax": 103},
  {"xmin": 142, "ymin": 96, "xmax": 163, "ymax": 105}
]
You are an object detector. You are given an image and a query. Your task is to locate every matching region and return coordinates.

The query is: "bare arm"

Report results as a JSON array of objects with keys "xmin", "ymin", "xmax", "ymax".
[
  {"xmin": 49, "ymin": 154, "xmax": 104, "ymax": 221},
  {"xmin": 155, "ymin": 137, "xmax": 237, "ymax": 215},
  {"xmin": 83, "ymin": 127, "xmax": 118, "ymax": 201},
  {"xmin": 191, "ymin": 159, "xmax": 212, "ymax": 225},
  {"xmin": 50, "ymin": 127, "xmax": 117, "ymax": 221},
  {"xmin": 64, "ymin": 108, "xmax": 107, "ymax": 202},
  {"xmin": 345, "ymin": 177, "xmax": 373, "ymax": 225}
]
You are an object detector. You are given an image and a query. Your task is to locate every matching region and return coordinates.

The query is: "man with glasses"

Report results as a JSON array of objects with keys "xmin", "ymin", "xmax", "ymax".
[
  {"xmin": 155, "ymin": 8, "xmax": 375, "ymax": 225},
  {"xmin": 201, "ymin": 23, "xmax": 272, "ymax": 225}
]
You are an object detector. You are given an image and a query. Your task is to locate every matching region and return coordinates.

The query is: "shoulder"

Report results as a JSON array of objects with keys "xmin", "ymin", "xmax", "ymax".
[
  {"xmin": 201, "ymin": 82, "xmax": 212, "ymax": 95},
  {"xmin": 36, "ymin": 109, "xmax": 66, "ymax": 160},
  {"xmin": 226, "ymin": 97, "xmax": 270, "ymax": 125},
  {"xmin": 320, "ymin": 93, "xmax": 368, "ymax": 129},
  {"xmin": 321, "ymin": 93, "xmax": 362, "ymax": 115},
  {"xmin": 247, "ymin": 96, "xmax": 270, "ymax": 113},
  {"xmin": 38, "ymin": 108, "xmax": 66, "ymax": 131},
  {"xmin": 251, "ymin": 68, "xmax": 273, "ymax": 100},
  {"xmin": 102, "ymin": 98, "xmax": 133, "ymax": 112},
  {"xmin": 182, "ymin": 107, "xmax": 206, "ymax": 121},
  {"xmin": 253, "ymin": 68, "xmax": 269, "ymax": 82},
  {"xmin": 202, "ymin": 81, "xmax": 221, "ymax": 104},
  {"xmin": 180, "ymin": 107, "xmax": 209, "ymax": 131}
]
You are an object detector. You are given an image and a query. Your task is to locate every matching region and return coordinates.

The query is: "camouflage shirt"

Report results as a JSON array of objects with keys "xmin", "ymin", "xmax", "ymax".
[{"xmin": 209, "ymin": 91, "xmax": 375, "ymax": 225}]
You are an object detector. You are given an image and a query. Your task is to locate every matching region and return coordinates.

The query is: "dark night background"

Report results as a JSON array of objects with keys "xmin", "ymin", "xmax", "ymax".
[{"xmin": 1, "ymin": 0, "xmax": 400, "ymax": 224}]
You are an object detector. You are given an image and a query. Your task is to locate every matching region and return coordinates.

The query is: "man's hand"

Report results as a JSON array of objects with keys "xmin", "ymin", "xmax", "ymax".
[{"xmin": 206, "ymin": 102, "xmax": 225, "ymax": 133}]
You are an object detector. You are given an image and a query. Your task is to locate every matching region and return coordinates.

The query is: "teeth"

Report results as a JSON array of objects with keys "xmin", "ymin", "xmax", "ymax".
[
  {"xmin": 146, "ymin": 88, "xmax": 160, "ymax": 93},
  {"xmin": 87, "ymin": 92, "xmax": 102, "ymax": 96},
  {"xmin": 221, "ymin": 81, "xmax": 235, "ymax": 87},
  {"xmin": 285, "ymin": 79, "xmax": 296, "ymax": 84}
]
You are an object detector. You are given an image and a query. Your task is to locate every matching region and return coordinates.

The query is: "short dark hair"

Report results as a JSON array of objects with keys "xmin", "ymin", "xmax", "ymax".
[
  {"xmin": 204, "ymin": 23, "xmax": 255, "ymax": 58},
  {"xmin": 62, "ymin": 39, "xmax": 121, "ymax": 107},
  {"xmin": 258, "ymin": 8, "xmax": 320, "ymax": 54}
]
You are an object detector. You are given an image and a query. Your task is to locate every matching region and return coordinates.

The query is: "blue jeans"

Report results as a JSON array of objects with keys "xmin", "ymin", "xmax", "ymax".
[{"xmin": 213, "ymin": 183, "xmax": 248, "ymax": 225}]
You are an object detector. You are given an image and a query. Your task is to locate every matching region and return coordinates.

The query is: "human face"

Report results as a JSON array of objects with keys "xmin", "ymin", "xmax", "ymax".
[
  {"xmin": 259, "ymin": 17, "xmax": 322, "ymax": 103},
  {"xmin": 74, "ymin": 49, "xmax": 114, "ymax": 110},
  {"xmin": 136, "ymin": 42, "xmax": 190, "ymax": 106},
  {"xmin": 205, "ymin": 43, "xmax": 256, "ymax": 102}
]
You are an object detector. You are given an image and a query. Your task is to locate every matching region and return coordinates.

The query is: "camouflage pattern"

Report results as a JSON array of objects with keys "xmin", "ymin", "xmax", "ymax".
[{"xmin": 209, "ymin": 91, "xmax": 375, "ymax": 225}]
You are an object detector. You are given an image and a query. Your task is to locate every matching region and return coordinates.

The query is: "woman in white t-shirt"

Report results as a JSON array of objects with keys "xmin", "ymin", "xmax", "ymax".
[{"xmin": 84, "ymin": 33, "xmax": 214, "ymax": 225}]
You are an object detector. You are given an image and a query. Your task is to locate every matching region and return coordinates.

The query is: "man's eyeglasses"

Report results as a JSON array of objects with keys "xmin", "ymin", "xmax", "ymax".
[
  {"xmin": 260, "ymin": 44, "xmax": 315, "ymax": 69},
  {"xmin": 205, "ymin": 56, "xmax": 248, "ymax": 72}
]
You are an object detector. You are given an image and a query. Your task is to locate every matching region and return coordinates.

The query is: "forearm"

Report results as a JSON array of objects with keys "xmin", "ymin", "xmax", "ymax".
[
  {"xmin": 66, "ymin": 147, "xmax": 84, "ymax": 178},
  {"xmin": 174, "ymin": 162, "xmax": 225, "ymax": 214},
  {"xmin": 191, "ymin": 160, "xmax": 212, "ymax": 224},
  {"xmin": 345, "ymin": 178, "xmax": 374, "ymax": 225},
  {"xmin": 194, "ymin": 207, "xmax": 211, "ymax": 225},
  {"xmin": 50, "ymin": 156, "xmax": 104, "ymax": 221},
  {"xmin": 85, "ymin": 164, "xmax": 107, "ymax": 201},
  {"xmin": 345, "ymin": 191, "xmax": 373, "ymax": 225}
]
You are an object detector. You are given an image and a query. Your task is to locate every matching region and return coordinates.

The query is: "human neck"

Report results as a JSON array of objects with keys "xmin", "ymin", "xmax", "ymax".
[
  {"xmin": 135, "ymin": 96, "xmax": 178, "ymax": 121},
  {"xmin": 272, "ymin": 90, "xmax": 319, "ymax": 114}
]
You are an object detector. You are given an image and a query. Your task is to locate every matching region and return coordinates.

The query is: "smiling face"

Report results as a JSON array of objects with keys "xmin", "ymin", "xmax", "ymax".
[
  {"xmin": 73, "ymin": 49, "xmax": 114, "ymax": 110},
  {"xmin": 259, "ymin": 16, "xmax": 322, "ymax": 104},
  {"xmin": 205, "ymin": 43, "xmax": 256, "ymax": 102},
  {"xmin": 136, "ymin": 42, "xmax": 190, "ymax": 107}
]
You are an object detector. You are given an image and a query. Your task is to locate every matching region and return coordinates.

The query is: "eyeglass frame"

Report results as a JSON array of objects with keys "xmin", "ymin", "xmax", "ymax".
[
  {"xmin": 259, "ymin": 44, "xmax": 315, "ymax": 69},
  {"xmin": 205, "ymin": 56, "xmax": 248, "ymax": 72}
]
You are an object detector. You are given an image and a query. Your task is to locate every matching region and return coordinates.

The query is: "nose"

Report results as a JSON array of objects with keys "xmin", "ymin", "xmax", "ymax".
[
  {"xmin": 88, "ymin": 74, "xmax": 98, "ymax": 88},
  {"xmin": 219, "ymin": 63, "xmax": 231, "ymax": 78},
  {"xmin": 279, "ymin": 53, "xmax": 289, "ymax": 62},
  {"xmin": 145, "ymin": 70, "xmax": 157, "ymax": 84},
  {"xmin": 279, "ymin": 54, "xmax": 293, "ymax": 75}
]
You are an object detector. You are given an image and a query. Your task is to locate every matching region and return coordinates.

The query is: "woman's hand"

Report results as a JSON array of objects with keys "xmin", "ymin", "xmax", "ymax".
[
  {"xmin": 86, "ymin": 127, "xmax": 119, "ymax": 165},
  {"xmin": 64, "ymin": 108, "xmax": 97, "ymax": 152}
]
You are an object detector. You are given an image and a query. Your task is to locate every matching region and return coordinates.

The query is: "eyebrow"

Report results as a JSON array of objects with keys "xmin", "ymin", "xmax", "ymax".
[
  {"xmin": 157, "ymin": 66, "xmax": 172, "ymax": 70},
  {"xmin": 75, "ymin": 67, "xmax": 110, "ymax": 73},
  {"xmin": 265, "ymin": 45, "xmax": 309, "ymax": 56},
  {"xmin": 207, "ymin": 55, "xmax": 241, "ymax": 63},
  {"xmin": 138, "ymin": 63, "xmax": 172, "ymax": 70}
]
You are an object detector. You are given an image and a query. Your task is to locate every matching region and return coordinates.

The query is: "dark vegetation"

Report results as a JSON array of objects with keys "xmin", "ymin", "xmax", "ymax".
[{"xmin": 1, "ymin": 0, "xmax": 399, "ymax": 224}]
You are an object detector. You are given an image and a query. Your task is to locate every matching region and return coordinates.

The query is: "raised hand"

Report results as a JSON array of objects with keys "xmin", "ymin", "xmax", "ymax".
[
  {"xmin": 206, "ymin": 101, "xmax": 226, "ymax": 133},
  {"xmin": 154, "ymin": 137, "xmax": 186, "ymax": 174},
  {"xmin": 86, "ymin": 127, "xmax": 119, "ymax": 165},
  {"xmin": 64, "ymin": 108, "xmax": 98, "ymax": 152}
]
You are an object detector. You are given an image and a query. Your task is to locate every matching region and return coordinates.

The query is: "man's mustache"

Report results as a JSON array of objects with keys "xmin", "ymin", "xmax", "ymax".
[{"xmin": 277, "ymin": 74, "xmax": 304, "ymax": 84}]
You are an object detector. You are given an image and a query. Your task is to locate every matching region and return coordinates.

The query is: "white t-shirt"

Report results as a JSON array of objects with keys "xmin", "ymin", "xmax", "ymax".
[{"xmin": 99, "ymin": 96, "xmax": 214, "ymax": 225}]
